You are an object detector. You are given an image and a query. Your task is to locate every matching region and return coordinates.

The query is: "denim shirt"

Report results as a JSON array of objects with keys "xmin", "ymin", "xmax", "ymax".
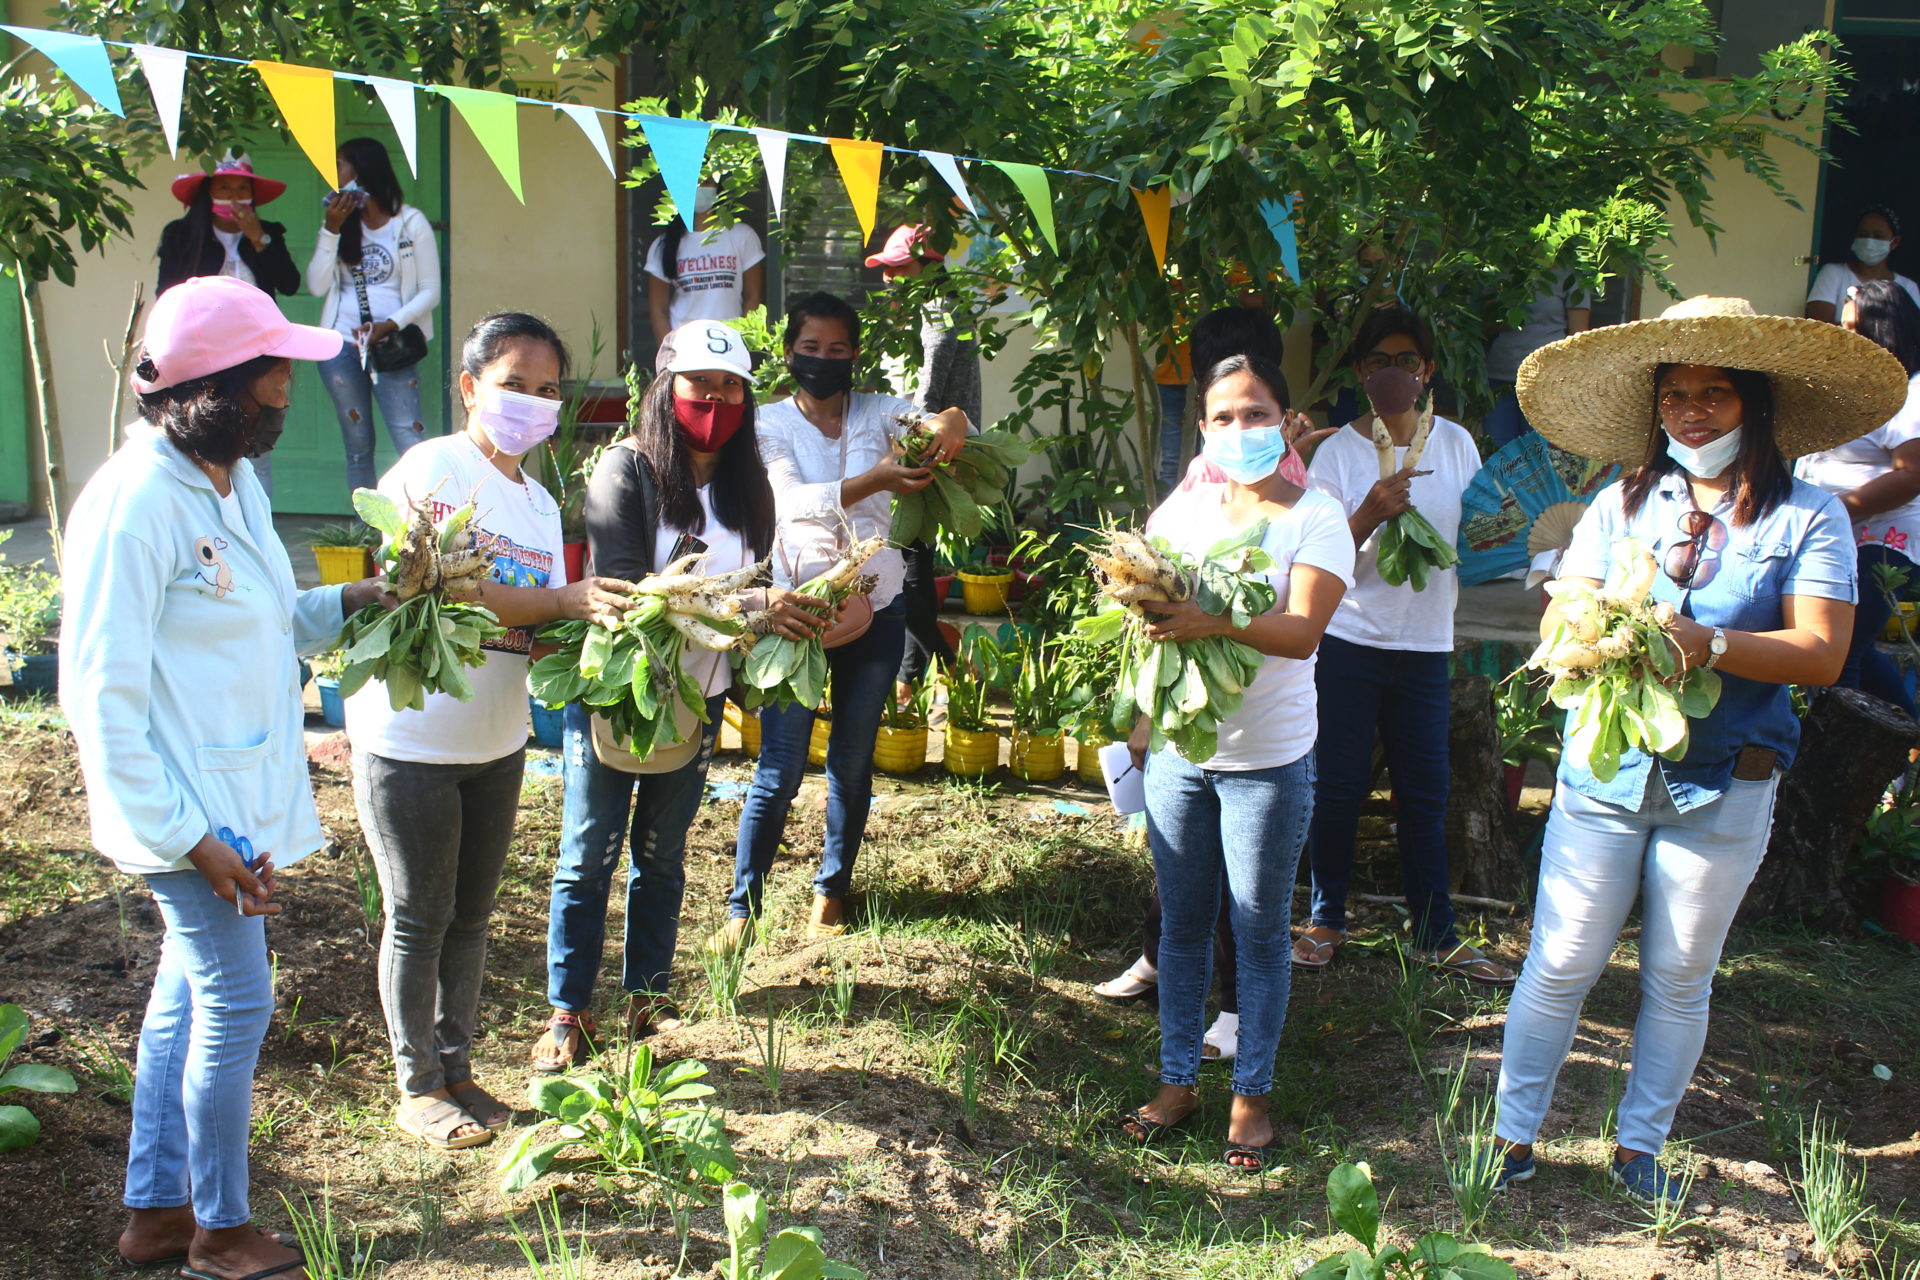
[{"xmin": 1557, "ymin": 472, "xmax": 1855, "ymax": 812}]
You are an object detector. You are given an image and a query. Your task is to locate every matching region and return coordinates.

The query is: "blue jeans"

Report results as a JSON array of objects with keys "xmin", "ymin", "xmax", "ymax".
[
  {"xmin": 318, "ymin": 345, "xmax": 427, "ymax": 495},
  {"xmin": 1842, "ymin": 544, "xmax": 1916, "ymax": 716},
  {"xmin": 730, "ymin": 601, "xmax": 907, "ymax": 918},
  {"xmin": 1156, "ymin": 382, "xmax": 1189, "ymax": 491},
  {"xmin": 1145, "ymin": 748, "xmax": 1314, "ymax": 1097},
  {"xmin": 1308, "ymin": 634, "xmax": 1456, "ymax": 949},
  {"xmin": 125, "ymin": 870, "xmax": 274, "ymax": 1230},
  {"xmin": 1497, "ymin": 772, "xmax": 1777, "ymax": 1154},
  {"xmin": 548, "ymin": 695, "xmax": 723, "ymax": 1008},
  {"xmin": 1485, "ymin": 384, "xmax": 1531, "ymax": 449}
]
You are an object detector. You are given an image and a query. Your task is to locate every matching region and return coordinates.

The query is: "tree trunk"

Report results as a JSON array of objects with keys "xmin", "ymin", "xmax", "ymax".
[
  {"xmin": 107, "ymin": 282, "xmax": 146, "ymax": 456},
  {"xmin": 18, "ymin": 274, "xmax": 65, "ymax": 568},
  {"xmin": 1741, "ymin": 686, "xmax": 1919, "ymax": 924},
  {"xmin": 1446, "ymin": 673, "xmax": 1528, "ymax": 900}
]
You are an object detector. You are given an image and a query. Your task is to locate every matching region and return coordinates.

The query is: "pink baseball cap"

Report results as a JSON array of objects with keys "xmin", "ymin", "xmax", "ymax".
[
  {"xmin": 864, "ymin": 224, "xmax": 943, "ymax": 269},
  {"xmin": 132, "ymin": 276, "xmax": 343, "ymax": 394}
]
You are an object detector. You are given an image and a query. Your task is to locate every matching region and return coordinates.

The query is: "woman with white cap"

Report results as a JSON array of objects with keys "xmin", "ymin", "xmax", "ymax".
[
  {"xmin": 1487, "ymin": 296, "xmax": 1908, "ymax": 1204},
  {"xmin": 61, "ymin": 276, "xmax": 384, "ymax": 1280}
]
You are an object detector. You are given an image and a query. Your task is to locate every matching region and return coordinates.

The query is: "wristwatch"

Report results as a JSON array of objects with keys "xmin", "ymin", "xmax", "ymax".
[{"xmin": 1704, "ymin": 627, "xmax": 1728, "ymax": 670}]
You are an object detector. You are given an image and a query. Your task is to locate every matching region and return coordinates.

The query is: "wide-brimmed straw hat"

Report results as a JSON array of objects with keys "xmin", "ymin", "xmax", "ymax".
[
  {"xmin": 170, "ymin": 150, "xmax": 288, "ymax": 206},
  {"xmin": 1515, "ymin": 295, "xmax": 1910, "ymax": 462}
]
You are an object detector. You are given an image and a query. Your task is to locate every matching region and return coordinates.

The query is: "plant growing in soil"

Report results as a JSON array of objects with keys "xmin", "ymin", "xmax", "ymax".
[
  {"xmin": 721, "ymin": 1180, "xmax": 864, "ymax": 1280},
  {"xmin": 0, "ymin": 1002, "xmax": 77, "ymax": 1151},
  {"xmin": 62, "ymin": 1023, "xmax": 133, "ymax": 1104},
  {"xmin": 1852, "ymin": 766, "xmax": 1920, "ymax": 887},
  {"xmin": 1495, "ymin": 673, "xmax": 1559, "ymax": 771},
  {"xmin": 305, "ymin": 521, "xmax": 380, "ymax": 549},
  {"xmin": 0, "ymin": 530, "xmax": 61, "ymax": 659},
  {"xmin": 280, "ymin": 1181, "xmax": 379, "ymax": 1279},
  {"xmin": 1792, "ymin": 1107, "xmax": 1871, "ymax": 1266},
  {"xmin": 943, "ymin": 641, "xmax": 997, "ymax": 735},
  {"xmin": 507, "ymin": 1193, "xmax": 593, "ymax": 1280},
  {"xmin": 1299, "ymin": 1162, "xmax": 1515, "ymax": 1279}
]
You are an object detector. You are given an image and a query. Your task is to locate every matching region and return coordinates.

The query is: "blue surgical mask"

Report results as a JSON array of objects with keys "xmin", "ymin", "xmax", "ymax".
[
  {"xmin": 1203, "ymin": 426, "xmax": 1288, "ymax": 484},
  {"xmin": 1666, "ymin": 425, "xmax": 1743, "ymax": 479},
  {"xmin": 1853, "ymin": 237, "xmax": 1892, "ymax": 267}
]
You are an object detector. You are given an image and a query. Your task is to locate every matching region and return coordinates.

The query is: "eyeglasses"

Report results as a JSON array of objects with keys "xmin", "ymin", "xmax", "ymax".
[
  {"xmin": 1664, "ymin": 509, "xmax": 1715, "ymax": 587},
  {"xmin": 1657, "ymin": 386, "xmax": 1737, "ymax": 414},
  {"xmin": 1357, "ymin": 351, "xmax": 1426, "ymax": 376}
]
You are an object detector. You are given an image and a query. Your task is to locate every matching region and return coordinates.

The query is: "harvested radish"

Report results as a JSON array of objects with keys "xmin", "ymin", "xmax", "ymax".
[{"xmin": 733, "ymin": 537, "xmax": 885, "ymax": 711}]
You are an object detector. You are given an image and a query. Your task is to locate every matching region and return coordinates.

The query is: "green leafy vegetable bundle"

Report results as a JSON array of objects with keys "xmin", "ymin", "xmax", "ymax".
[
  {"xmin": 1368, "ymin": 413, "xmax": 1460, "ymax": 590},
  {"xmin": 888, "ymin": 419, "xmax": 1030, "ymax": 544},
  {"xmin": 734, "ymin": 536, "xmax": 885, "ymax": 711},
  {"xmin": 1073, "ymin": 522, "xmax": 1276, "ymax": 763},
  {"xmin": 336, "ymin": 489, "xmax": 507, "ymax": 711},
  {"xmin": 1522, "ymin": 539, "xmax": 1720, "ymax": 782}
]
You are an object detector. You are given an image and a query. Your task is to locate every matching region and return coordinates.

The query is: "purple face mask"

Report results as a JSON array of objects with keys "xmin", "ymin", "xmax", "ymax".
[
  {"xmin": 471, "ymin": 385, "xmax": 561, "ymax": 456},
  {"xmin": 1364, "ymin": 366, "xmax": 1423, "ymax": 417}
]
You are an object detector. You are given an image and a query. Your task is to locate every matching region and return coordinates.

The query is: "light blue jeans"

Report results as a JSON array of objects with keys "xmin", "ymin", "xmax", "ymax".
[
  {"xmin": 125, "ymin": 869, "xmax": 274, "ymax": 1230},
  {"xmin": 1496, "ymin": 772, "xmax": 1778, "ymax": 1155},
  {"xmin": 1145, "ymin": 747, "xmax": 1315, "ymax": 1098},
  {"xmin": 318, "ymin": 345, "xmax": 427, "ymax": 495}
]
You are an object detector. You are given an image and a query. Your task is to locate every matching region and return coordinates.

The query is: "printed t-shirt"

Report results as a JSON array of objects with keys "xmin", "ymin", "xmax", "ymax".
[{"xmin": 645, "ymin": 223, "xmax": 766, "ymax": 329}]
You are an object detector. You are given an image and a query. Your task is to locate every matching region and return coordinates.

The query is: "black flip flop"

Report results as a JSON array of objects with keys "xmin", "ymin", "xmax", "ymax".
[
  {"xmin": 1116, "ymin": 1106, "xmax": 1194, "ymax": 1145},
  {"xmin": 1223, "ymin": 1139, "xmax": 1278, "ymax": 1174},
  {"xmin": 177, "ymin": 1247, "xmax": 305, "ymax": 1280}
]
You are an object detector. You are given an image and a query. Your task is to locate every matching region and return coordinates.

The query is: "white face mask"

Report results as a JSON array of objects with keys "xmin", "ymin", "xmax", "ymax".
[
  {"xmin": 1667, "ymin": 425, "xmax": 1743, "ymax": 479},
  {"xmin": 1853, "ymin": 236, "xmax": 1893, "ymax": 267},
  {"xmin": 693, "ymin": 184, "xmax": 718, "ymax": 214},
  {"xmin": 471, "ymin": 384, "xmax": 562, "ymax": 456}
]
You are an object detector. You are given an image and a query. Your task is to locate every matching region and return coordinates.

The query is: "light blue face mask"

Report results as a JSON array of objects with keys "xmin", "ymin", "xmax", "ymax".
[
  {"xmin": 1203, "ymin": 425, "xmax": 1289, "ymax": 484},
  {"xmin": 1666, "ymin": 425, "xmax": 1743, "ymax": 479}
]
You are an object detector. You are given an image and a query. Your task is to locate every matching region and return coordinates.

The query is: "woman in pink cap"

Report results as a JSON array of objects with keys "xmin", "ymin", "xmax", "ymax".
[
  {"xmin": 157, "ymin": 152, "xmax": 301, "ymax": 299},
  {"xmin": 61, "ymin": 276, "xmax": 388, "ymax": 1280}
]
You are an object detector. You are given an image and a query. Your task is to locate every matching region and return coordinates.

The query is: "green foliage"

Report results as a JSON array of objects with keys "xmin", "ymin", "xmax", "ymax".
[
  {"xmin": 306, "ymin": 522, "xmax": 381, "ymax": 549},
  {"xmin": 507, "ymin": 1194, "xmax": 594, "ymax": 1280},
  {"xmin": 0, "ymin": 531, "xmax": 61, "ymax": 658},
  {"xmin": 1495, "ymin": 674, "xmax": 1559, "ymax": 771},
  {"xmin": 280, "ymin": 1181, "xmax": 381, "ymax": 1280},
  {"xmin": 0, "ymin": 74, "xmax": 137, "ymax": 286},
  {"xmin": 891, "ymin": 425, "xmax": 1031, "ymax": 546},
  {"xmin": 1377, "ymin": 510, "xmax": 1461, "ymax": 592},
  {"xmin": 531, "ymin": 597, "xmax": 718, "ymax": 762},
  {"xmin": 0, "ymin": 1003, "xmax": 78, "ymax": 1153},
  {"xmin": 721, "ymin": 1181, "xmax": 865, "ymax": 1280},
  {"xmin": 1300, "ymin": 1161, "xmax": 1516, "ymax": 1279},
  {"xmin": 1853, "ymin": 768, "xmax": 1920, "ymax": 887},
  {"xmin": 1792, "ymin": 1107, "xmax": 1872, "ymax": 1266}
]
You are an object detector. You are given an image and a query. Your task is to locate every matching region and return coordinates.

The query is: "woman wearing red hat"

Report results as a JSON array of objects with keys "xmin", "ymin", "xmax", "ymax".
[{"xmin": 157, "ymin": 152, "xmax": 300, "ymax": 299}]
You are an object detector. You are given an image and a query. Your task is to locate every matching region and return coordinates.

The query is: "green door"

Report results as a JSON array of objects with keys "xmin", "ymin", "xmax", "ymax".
[{"xmin": 242, "ymin": 96, "xmax": 450, "ymax": 514}]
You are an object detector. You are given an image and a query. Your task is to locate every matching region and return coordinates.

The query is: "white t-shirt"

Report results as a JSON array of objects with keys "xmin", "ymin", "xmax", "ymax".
[
  {"xmin": 645, "ymin": 223, "xmax": 766, "ymax": 330},
  {"xmin": 212, "ymin": 228, "xmax": 255, "ymax": 285},
  {"xmin": 1307, "ymin": 416, "xmax": 1479, "ymax": 653},
  {"xmin": 654, "ymin": 485, "xmax": 752, "ymax": 697},
  {"xmin": 345, "ymin": 434, "xmax": 567, "ymax": 764},
  {"xmin": 1145, "ymin": 485, "xmax": 1355, "ymax": 771},
  {"xmin": 757, "ymin": 392, "xmax": 918, "ymax": 609},
  {"xmin": 1806, "ymin": 262, "xmax": 1920, "ymax": 314},
  {"xmin": 1795, "ymin": 371, "xmax": 1920, "ymax": 562},
  {"xmin": 333, "ymin": 219, "xmax": 405, "ymax": 336}
]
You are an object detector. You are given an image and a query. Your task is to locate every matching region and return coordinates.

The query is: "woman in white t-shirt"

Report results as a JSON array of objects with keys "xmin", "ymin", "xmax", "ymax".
[
  {"xmin": 1117, "ymin": 353, "xmax": 1352, "ymax": 1173},
  {"xmin": 1299, "ymin": 307, "xmax": 1515, "ymax": 985},
  {"xmin": 346, "ymin": 314, "xmax": 635, "ymax": 1152},
  {"xmin": 1795, "ymin": 278, "xmax": 1920, "ymax": 713},
  {"xmin": 1806, "ymin": 204, "xmax": 1920, "ymax": 324},
  {"xmin": 646, "ymin": 180, "xmax": 765, "ymax": 344},
  {"xmin": 306, "ymin": 137, "xmax": 442, "ymax": 496}
]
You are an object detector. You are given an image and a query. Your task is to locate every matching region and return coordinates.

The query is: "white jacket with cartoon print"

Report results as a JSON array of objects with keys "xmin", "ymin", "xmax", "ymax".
[{"xmin": 60, "ymin": 430, "xmax": 348, "ymax": 876}]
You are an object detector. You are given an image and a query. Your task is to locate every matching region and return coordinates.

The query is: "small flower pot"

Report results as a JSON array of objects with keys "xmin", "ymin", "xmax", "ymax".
[
  {"xmin": 873, "ymin": 724, "xmax": 929, "ymax": 774},
  {"xmin": 564, "ymin": 541, "xmax": 588, "ymax": 584},
  {"xmin": 944, "ymin": 725, "xmax": 1000, "ymax": 779},
  {"xmin": 808, "ymin": 716, "xmax": 831, "ymax": 767},
  {"xmin": 1883, "ymin": 875, "xmax": 1920, "ymax": 946},
  {"xmin": 1503, "ymin": 763, "xmax": 1527, "ymax": 815},
  {"xmin": 529, "ymin": 698, "xmax": 565, "ymax": 748},
  {"xmin": 1883, "ymin": 603, "xmax": 1919, "ymax": 644},
  {"xmin": 1076, "ymin": 734, "xmax": 1111, "ymax": 786},
  {"xmin": 316, "ymin": 677, "xmax": 346, "ymax": 728},
  {"xmin": 934, "ymin": 574, "xmax": 957, "ymax": 607},
  {"xmin": 1011, "ymin": 729, "xmax": 1066, "ymax": 783},
  {"xmin": 9, "ymin": 653, "xmax": 57, "ymax": 698},
  {"xmin": 958, "ymin": 568, "xmax": 1016, "ymax": 615},
  {"xmin": 313, "ymin": 546, "xmax": 373, "ymax": 585}
]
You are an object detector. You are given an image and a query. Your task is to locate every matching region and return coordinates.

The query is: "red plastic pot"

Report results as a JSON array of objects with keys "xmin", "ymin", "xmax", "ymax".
[
  {"xmin": 1504, "ymin": 763, "xmax": 1526, "ymax": 815},
  {"xmin": 564, "ymin": 541, "xmax": 587, "ymax": 583},
  {"xmin": 934, "ymin": 575, "xmax": 956, "ymax": 608},
  {"xmin": 1883, "ymin": 875, "xmax": 1920, "ymax": 946}
]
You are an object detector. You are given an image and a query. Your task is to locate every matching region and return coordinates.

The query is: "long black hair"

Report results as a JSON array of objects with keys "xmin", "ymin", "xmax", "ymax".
[
  {"xmin": 461, "ymin": 311, "xmax": 572, "ymax": 384},
  {"xmin": 1847, "ymin": 278, "xmax": 1920, "ymax": 376},
  {"xmin": 650, "ymin": 176, "xmax": 725, "ymax": 295},
  {"xmin": 632, "ymin": 373, "xmax": 775, "ymax": 557},
  {"xmin": 1198, "ymin": 352, "xmax": 1292, "ymax": 412},
  {"xmin": 336, "ymin": 137, "xmax": 405, "ymax": 268},
  {"xmin": 1621, "ymin": 364, "xmax": 1789, "ymax": 527},
  {"xmin": 158, "ymin": 181, "xmax": 219, "ymax": 287},
  {"xmin": 136, "ymin": 353, "xmax": 283, "ymax": 468}
]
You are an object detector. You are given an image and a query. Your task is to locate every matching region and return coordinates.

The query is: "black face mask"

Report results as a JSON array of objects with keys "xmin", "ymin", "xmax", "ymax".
[
  {"xmin": 248, "ymin": 403, "xmax": 290, "ymax": 458},
  {"xmin": 787, "ymin": 353, "xmax": 854, "ymax": 399}
]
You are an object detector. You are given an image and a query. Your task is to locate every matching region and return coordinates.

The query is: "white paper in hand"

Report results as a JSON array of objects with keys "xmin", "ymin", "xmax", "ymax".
[{"xmin": 1099, "ymin": 741, "xmax": 1146, "ymax": 815}]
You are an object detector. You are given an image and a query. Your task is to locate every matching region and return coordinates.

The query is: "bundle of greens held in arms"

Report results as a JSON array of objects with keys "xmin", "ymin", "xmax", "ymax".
[
  {"xmin": 1521, "ymin": 538, "xmax": 1720, "ymax": 783},
  {"xmin": 336, "ymin": 489, "xmax": 508, "ymax": 711},
  {"xmin": 1371, "ymin": 413, "xmax": 1461, "ymax": 590},
  {"xmin": 1072, "ymin": 522, "xmax": 1277, "ymax": 763},
  {"xmin": 887, "ymin": 414, "xmax": 1031, "ymax": 544},
  {"xmin": 528, "ymin": 554, "xmax": 762, "ymax": 758},
  {"xmin": 733, "ymin": 536, "xmax": 887, "ymax": 711}
]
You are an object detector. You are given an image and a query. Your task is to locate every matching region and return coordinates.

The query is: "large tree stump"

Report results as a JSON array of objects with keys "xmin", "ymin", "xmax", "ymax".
[
  {"xmin": 1741, "ymin": 686, "xmax": 1919, "ymax": 924},
  {"xmin": 1446, "ymin": 674, "xmax": 1528, "ymax": 901}
]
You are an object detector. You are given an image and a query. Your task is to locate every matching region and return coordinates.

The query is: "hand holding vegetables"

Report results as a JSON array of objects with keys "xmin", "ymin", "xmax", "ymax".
[
  {"xmin": 735, "ymin": 536, "xmax": 886, "ymax": 710},
  {"xmin": 888, "ymin": 415, "xmax": 1031, "ymax": 545},
  {"xmin": 1364, "ymin": 413, "xmax": 1460, "ymax": 591}
]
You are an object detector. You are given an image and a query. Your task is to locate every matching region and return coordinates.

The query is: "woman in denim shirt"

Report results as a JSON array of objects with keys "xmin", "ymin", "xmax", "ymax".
[{"xmin": 1487, "ymin": 296, "xmax": 1909, "ymax": 1204}]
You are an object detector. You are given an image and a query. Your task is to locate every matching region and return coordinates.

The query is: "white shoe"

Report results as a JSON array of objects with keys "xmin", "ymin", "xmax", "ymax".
[
  {"xmin": 1202, "ymin": 1011, "xmax": 1239, "ymax": 1061},
  {"xmin": 1093, "ymin": 956, "xmax": 1158, "ymax": 1000}
]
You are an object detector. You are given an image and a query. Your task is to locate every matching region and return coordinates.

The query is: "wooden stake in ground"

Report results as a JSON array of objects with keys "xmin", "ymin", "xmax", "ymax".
[{"xmin": 18, "ymin": 273, "xmax": 64, "ymax": 568}]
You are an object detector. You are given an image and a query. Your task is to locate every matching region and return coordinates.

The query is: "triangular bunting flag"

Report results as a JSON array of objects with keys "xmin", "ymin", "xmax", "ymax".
[
  {"xmin": 365, "ymin": 77, "xmax": 419, "ymax": 178},
  {"xmin": 989, "ymin": 160, "xmax": 1057, "ymax": 253},
  {"xmin": 1132, "ymin": 186, "xmax": 1171, "ymax": 271},
  {"xmin": 751, "ymin": 127, "xmax": 790, "ymax": 222},
  {"xmin": 432, "ymin": 85, "xmax": 523, "ymax": 202},
  {"xmin": 1, "ymin": 26, "xmax": 123, "ymax": 114},
  {"xmin": 555, "ymin": 103, "xmax": 615, "ymax": 176},
  {"xmin": 921, "ymin": 151, "xmax": 977, "ymax": 217},
  {"xmin": 639, "ymin": 116, "xmax": 713, "ymax": 231},
  {"xmin": 829, "ymin": 137, "xmax": 884, "ymax": 246},
  {"xmin": 130, "ymin": 44, "xmax": 187, "ymax": 157},
  {"xmin": 252, "ymin": 61, "xmax": 337, "ymax": 181},
  {"xmin": 1259, "ymin": 195, "xmax": 1300, "ymax": 282}
]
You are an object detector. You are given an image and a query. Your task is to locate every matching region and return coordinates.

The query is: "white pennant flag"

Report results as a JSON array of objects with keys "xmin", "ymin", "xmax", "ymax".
[
  {"xmin": 555, "ymin": 103, "xmax": 615, "ymax": 175},
  {"xmin": 365, "ymin": 77, "xmax": 419, "ymax": 177},
  {"xmin": 131, "ymin": 44, "xmax": 188, "ymax": 157},
  {"xmin": 752, "ymin": 127, "xmax": 790, "ymax": 221},
  {"xmin": 921, "ymin": 150, "xmax": 977, "ymax": 216}
]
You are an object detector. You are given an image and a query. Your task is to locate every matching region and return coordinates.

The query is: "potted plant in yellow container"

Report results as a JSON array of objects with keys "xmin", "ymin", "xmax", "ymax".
[
  {"xmin": 874, "ymin": 682, "xmax": 931, "ymax": 774},
  {"xmin": 1008, "ymin": 632, "xmax": 1068, "ymax": 783},
  {"xmin": 807, "ymin": 699, "xmax": 831, "ymax": 768},
  {"xmin": 724, "ymin": 700, "xmax": 761, "ymax": 756},
  {"xmin": 943, "ymin": 657, "xmax": 999, "ymax": 779},
  {"xmin": 307, "ymin": 522, "xmax": 376, "ymax": 585}
]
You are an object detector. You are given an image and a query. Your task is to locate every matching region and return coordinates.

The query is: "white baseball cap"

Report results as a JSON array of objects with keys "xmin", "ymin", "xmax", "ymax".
[{"xmin": 661, "ymin": 320, "xmax": 756, "ymax": 385}]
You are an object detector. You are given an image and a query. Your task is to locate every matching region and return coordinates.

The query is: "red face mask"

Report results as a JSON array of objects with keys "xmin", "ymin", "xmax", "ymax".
[{"xmin": 674, "ymin": 395, "xmax": 746, "ymax": 451}]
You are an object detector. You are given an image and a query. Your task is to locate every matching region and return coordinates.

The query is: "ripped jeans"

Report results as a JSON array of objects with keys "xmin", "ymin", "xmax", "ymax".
[{"xmin": 318, "ymin": 344, "xmax": 427, "ymax": 494}]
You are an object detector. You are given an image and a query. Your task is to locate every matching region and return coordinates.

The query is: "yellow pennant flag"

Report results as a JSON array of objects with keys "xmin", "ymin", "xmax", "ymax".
[
  {"xmin": 828, "ymin": 137, "xmax": 884, "ymax": 247},
  {"xmin": 252, "ymin": 61, "xmax": 337, "ymax": 182},
  {"xmin": 1132, "ymin": 186, "xmax": 1171, "ymax": 271}
]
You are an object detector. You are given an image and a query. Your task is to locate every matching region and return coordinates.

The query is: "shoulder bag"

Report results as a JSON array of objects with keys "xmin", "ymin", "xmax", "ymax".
[{"xmin": 350, "ymin": 254, "xmax": 428, "ymax": 374}]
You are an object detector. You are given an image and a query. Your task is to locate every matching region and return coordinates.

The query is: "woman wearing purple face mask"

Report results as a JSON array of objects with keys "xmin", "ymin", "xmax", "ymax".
[
  {"xmin": 1300, "ymin": 307, "xmax": 1517, "ymax": 986},
  {"xmin": 346, "ymin": 313, "xmax": 637, "ymax": 1153}
]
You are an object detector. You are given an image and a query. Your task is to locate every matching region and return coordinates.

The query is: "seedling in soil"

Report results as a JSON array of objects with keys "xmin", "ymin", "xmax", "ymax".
[{"xmin": 1792, "ymin": 1107, "xmax": 1871, "ymax": 1266}]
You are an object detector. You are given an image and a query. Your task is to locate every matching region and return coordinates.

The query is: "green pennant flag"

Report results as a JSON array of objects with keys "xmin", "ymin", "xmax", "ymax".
[
  {"xmin": 431, "ymin": 85, "xmax": 523, "ymax": 202},
  {"xmin": 989, "ymin": 159, "xmax": 1057, "ymax": 253}
]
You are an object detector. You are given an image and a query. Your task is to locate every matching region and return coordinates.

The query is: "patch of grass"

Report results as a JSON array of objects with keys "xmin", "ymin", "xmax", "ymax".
[
  {"xmin": 281, "ymin": 1181, "xmax": 381, "ymax": 1280},
  {"xmin": 1793, "ymin": 1107, "xmax": 1872, "ymax": 1267},
  {"xmin": 62, "ymin": 1023, "xmax": 134, "ymax": 1103}
]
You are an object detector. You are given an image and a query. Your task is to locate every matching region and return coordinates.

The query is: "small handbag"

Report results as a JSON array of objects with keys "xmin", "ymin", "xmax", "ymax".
[{"xmin": 350, "ymin": 263, "xmax": 428, "ymax": 373}]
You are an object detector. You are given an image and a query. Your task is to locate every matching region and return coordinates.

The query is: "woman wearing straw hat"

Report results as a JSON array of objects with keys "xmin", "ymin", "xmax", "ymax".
[
  {"xmin": 1487, "ymin": 296, "xmax": 1908, "ymax": 1204},
  {"xmin": 157, "ymin": 152, "xmax": 301, "ymax": 300}
]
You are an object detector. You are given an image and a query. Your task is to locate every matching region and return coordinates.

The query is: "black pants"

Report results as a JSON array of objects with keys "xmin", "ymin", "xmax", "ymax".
[{"xmin": 897, "ymin": 542, "xmax": 953, "ymax": 686}]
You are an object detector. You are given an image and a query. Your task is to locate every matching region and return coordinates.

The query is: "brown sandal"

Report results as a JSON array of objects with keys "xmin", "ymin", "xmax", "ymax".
[
  {"xmin": 1291, "ymin": 926, "xmax": 1348, "ymax": 971},
  {"xmin": 447, "ymin": 1078, "xmax": 512, "ymax": 1130},
  {"xmin": 531, "ymin": 1009, "xmax": 596, "ymax": 1074},
  {"xmin": 626, "ymin": 994, "xmax": 685, "ymax": 1039},
  {"xmin": 1419, "ymin": 942, "xmax": 1518, "ymax": 987}
]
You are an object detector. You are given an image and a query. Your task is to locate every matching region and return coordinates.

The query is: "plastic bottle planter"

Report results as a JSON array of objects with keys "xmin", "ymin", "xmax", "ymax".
[
  {"xmin": 1075, "ymin": 733, "xmax": 1111, "ymax": 786},
  {"xmin": 313, "ymin": 546, "xmax": 374, "ymax": 586},
  {"xmin": 9, "ymin": 653, "xmax": 57, "ymax": 698},
  {"xmin": 957, "ymin": 568, "xmax": 1016, "ymax": 614},
  {"xmin": 873, "ymin": 724, "xmax": 929, "ymax": 774},
  {"xmin": 808, "ymin": 715, "xmax": 831, "ymax": 767},
  {"xmin": 1883, "ymin": 602, "xmax": 1919, "ymax": 643},
  {"xmin": 736, "ymin": 706, "xmax": 762, "ymax": 756},
  {"xmin": 944, "ymin": 725, "xmax": 1000, "ymax": 779},
  {"xmin": 1884, "ymin": 876, "xmax": 1920, "ymax": 946},
  {"xmin": 316, "ymin": 677, "xmax": 346, "ymax": 728},
  {"xmin": 1010, "ymin": 729, "xmax": 1066, "ymax": 783},
  {"xmin": 529, "ymin": 697, "xmax": 565, "ymax": 749}
]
